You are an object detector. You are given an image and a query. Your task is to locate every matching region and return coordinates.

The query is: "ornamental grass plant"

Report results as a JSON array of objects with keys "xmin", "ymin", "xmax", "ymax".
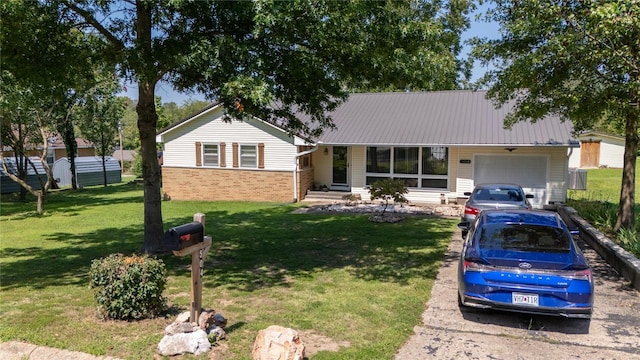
[{"xmin": 0, "ymin": 180, "xmax": 455, "ymax": 359}]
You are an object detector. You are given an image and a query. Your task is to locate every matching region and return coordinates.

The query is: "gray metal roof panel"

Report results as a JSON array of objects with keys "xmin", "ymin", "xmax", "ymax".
[{"xmin": 317, "ymin": 91, "xmax": 578, "ymax": 147}]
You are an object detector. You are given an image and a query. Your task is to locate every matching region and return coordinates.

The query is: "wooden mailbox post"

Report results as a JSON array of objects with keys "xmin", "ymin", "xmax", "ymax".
[{"xmin": 171, "ymin": 213, "xmax": 212, "ymax": 323}]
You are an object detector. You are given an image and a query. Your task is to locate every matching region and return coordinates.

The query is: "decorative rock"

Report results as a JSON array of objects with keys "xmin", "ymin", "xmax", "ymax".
[
  {"xmin": 213, "ymin": 313, "xmax": 227, "ymax": 328},
  {"xmin": 158, "ymin": 329, "xmax": 211, "ymax": 356},
  {"xmin": 199, "ymin": 309, "xmax": 228, "ymax": 330},
  {"xmin": 207, "ymin": 325, "xmax": 227, "ymax": 341},
  {"xmin": 175, "ymin": 311, "xmax": 191, "ymax": 323},
  {"xmin": 252, "ymin": 325, "xmax": 305, "ymax": 360},
  {"xmin": 165, "ymin": 322, "xmax": 199, "ymax": 336}
]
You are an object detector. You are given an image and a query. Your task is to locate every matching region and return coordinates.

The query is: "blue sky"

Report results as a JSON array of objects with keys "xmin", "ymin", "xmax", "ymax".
[{"xmin": 120, "ymin": 5, "xmax": 499, "ymax": 105}]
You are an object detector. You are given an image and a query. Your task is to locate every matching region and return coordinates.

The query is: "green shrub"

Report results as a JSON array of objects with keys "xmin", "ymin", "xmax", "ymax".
[
  {"xmin": 89, "ymin": 253, "xmax": 167, "ymax": 320},
  {"xmin": 369, "ymin": 178, "xmax": 408, "ymax": 215}
]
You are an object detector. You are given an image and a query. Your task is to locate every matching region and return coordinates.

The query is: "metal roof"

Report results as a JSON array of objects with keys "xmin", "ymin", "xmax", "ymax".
[{"xmin": 316, "ymin": 91, "xmax": 579, "ymax": 147}]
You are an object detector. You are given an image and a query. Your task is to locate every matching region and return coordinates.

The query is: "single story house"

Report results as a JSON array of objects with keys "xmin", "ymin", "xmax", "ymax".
[
  {"xmin": 568, "ymin": 131, "xmax": 625, "ymax": 169},
  {"xmin": 156, "ymin": 90, "xmax": 579, "ymax": 209}
]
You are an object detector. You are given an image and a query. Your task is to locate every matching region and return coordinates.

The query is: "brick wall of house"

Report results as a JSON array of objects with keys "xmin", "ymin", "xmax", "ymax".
[
  {"xmin": 297, "ymin": 167, "xmax": 314, "ymax": 200},
  {"xmin": 163, "ymin": 167, "xmax": 301, "ymax": 202}
]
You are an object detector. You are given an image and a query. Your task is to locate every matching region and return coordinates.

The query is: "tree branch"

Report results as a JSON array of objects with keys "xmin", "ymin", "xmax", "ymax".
[{"xmin": 62, "ymin": 1, "xmax": 125, "ymax": 53}]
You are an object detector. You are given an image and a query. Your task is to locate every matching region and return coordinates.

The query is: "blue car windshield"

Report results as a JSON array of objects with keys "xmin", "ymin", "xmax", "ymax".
[{"xmin": 477, "ymin": 224, "xmax": 570, "ymax": 252}]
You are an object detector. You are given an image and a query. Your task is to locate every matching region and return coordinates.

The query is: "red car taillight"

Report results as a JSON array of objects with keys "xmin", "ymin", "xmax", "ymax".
[
  {"xmin": 565, "ymin": 268, "xmax": 593, "ymax": 282},
  {"xmin": 464, "ymin": 205, "xmax": 479, "ymax": 216},
  {"xmin": 463, "ymin": 260, "xmax": 489, "ymax": 274}
]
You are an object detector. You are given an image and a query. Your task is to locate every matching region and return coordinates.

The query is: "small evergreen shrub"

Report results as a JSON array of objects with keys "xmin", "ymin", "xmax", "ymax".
[{"xmin": 89, "ymin": 253, "xmax": 167, "ymax": 320}]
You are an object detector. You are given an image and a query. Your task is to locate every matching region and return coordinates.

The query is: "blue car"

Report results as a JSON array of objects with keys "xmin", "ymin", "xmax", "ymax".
[{"xmin": 457, "ymin": 210, "xmax": 593, "ymax": 318}]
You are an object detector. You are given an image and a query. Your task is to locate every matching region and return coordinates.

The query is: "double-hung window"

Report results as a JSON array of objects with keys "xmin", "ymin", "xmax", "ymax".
[
  {"xmin": 240, "ymin": 144, "xmax": 257, "ymax": 168},
  {"xmin": 203, "ymin": 144, "xmax": 219, "ymax": 166}
]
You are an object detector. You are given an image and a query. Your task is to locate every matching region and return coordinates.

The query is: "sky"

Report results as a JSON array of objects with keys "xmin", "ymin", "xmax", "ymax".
[{"xmin": 120, "ymin": 5, "xmax": 500, "ymax": 105}]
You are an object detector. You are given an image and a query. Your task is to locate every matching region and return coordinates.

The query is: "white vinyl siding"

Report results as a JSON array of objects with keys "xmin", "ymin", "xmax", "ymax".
[
  {"xmin": 600, "ymin": 138, "xmax": 625, "ymax": 168},
  {"xmin": 160, "ymin": 107, "xmax": 298, "ymax": 171}
]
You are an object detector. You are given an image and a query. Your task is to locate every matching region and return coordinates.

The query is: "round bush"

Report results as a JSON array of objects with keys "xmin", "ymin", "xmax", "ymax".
[{"xmin": 89, "ymin": 253, "xmax": 167, "ymax": 320}]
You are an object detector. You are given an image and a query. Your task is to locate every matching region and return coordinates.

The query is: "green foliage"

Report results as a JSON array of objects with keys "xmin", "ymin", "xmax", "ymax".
[
  {"xmin": 369, "ymin": 178, "xmax": 409, "ymax": 215},
  {"xmin": 567, "ymin": 162, "xmax": 640, "ymax": 257},
  {"xmin": 89, "ymin": 253, "xmax": 167, "ymax": 320},
  {"xmin": 618, "ymin": 228, "xmax": 640, "ymax": 258},
  {"xmin": 472, "ymin": 0, "xmax": 639, "ymax": 230},
  {"xmin": 40, "ymin": 0, "xmax": 473, "ymax": 252}
]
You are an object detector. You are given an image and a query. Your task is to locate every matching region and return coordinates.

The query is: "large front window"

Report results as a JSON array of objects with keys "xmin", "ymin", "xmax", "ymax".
[{"xmin": 366, "ymin": 146, "xmax": 449, "ymax": 189}]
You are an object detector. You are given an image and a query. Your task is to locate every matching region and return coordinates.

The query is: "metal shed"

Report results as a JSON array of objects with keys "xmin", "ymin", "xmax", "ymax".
[
  {"xmin": 0, "ymin": 157, "xmax": 48, "ymax": 194},
  {"xmin": 52, "ymin": 156, "xmax": 121, "ymax": 188}
]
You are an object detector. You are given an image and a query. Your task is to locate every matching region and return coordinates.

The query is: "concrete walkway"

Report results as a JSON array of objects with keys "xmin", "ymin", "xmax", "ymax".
[{"xmin": 0, "ymin": 341, "xmax": 121, "ymax": 360}]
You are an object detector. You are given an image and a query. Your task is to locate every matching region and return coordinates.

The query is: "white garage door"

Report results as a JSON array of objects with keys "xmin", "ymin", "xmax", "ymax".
[{"xmin": 474, "ymin": 155, "xmax": 548, "ymax": 208}]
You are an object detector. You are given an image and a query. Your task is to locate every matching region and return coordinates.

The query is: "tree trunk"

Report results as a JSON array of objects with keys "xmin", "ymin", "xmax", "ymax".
[
  {"xmin": 135, "ymin": 0, "xmax": 165, "ymax": 254},
  {"xmin": 614, "ymin": 90, "xmax": 638, "ymax": 231},
  {"xmin": 101, "ymin": 132, "xmax": 107, "ymax": 187},
  {"xmin": 36, "ymin": 191, "xmax": 44, "ymax": 214},
  {"xmin": 59, "ymin": 120, "xmax": 78, "ymax": 189},
  {"xmin": 138, "ymin": 83, "xmax": 164, "ymax": 253}
]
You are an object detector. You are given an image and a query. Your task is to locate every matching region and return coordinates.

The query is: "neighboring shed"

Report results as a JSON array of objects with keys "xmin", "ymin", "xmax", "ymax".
[
  {"xmin": 53, "ymin": 156, "xmax": 121, "ymax": 188},
  {"xmin": 0, "ymin": 157, "xmax": 47, "ymax": 194},
  {"xmin": 568, "ymin": 131, "xmax": 625, "ymax": 168}
]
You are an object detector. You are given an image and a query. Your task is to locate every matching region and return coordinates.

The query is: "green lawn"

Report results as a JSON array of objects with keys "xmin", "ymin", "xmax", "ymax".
[
  {"xmin": 567, "ymin": 158, "xmax": 640, "ymax": 256},
  {"xmin": 0, "ymin": 183, "xmax": 456, "ymax": 359}
]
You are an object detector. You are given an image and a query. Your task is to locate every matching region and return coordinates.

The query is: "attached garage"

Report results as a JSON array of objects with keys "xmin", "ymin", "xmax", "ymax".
[{"xmin": 474, "ymin": 155, "xmax": 548, "ymax": 208}]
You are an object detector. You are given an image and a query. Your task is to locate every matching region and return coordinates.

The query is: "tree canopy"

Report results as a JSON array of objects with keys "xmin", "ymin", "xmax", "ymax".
[
  {"xmin": 53, "ymin": 0, "xmax": 472, "ymax": 253},
  {"xmin": 471, "ymin": 0, "xmax": 639, "ymax": 230}
]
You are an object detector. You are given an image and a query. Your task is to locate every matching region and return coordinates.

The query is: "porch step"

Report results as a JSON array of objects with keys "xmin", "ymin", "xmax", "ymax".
[{"xmin": 304, "ymin": 190, "xmax": 351, "ymax": 201}]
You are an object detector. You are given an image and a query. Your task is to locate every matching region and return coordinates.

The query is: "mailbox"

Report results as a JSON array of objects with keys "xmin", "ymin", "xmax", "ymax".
[{"xmin": 164, "ymin": 222, "xmax": 204, "ymax": 251}]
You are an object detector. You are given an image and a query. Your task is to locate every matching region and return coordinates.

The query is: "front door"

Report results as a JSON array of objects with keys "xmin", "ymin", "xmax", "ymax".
[{"xmin": 331, "ymin": 146, "xmax": 349, "ymax": 190}]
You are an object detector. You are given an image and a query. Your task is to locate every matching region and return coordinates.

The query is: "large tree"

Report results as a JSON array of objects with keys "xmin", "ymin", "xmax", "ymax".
[
  {"xmin": 472, "ymin": 0, "xmax": 639, "ymax": 230},
  {"xmin": 60, "ymin": 0, "xmax": 471, "ymax": 253},
  {"xmin": 1, "ymin": 1, "xmax": 104, "ymax": 210}
]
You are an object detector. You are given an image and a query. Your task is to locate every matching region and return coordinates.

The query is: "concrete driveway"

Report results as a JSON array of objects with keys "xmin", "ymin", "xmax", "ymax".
[{"xmin": 396, "ymin": 229, "xmax": 640, "ymax": 360}]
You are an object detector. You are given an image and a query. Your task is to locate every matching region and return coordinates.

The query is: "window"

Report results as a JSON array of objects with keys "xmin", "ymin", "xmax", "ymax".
[
  {"xmin": 366, "ymin": 147, "xmax": 391, "ymax": 173},
  {"xmin": 394, "ymin": 147, "xmax": 418, "ymax": 174},
  {"xmin": 365, "ymin": 146, "xmax": 449, "ymax": 189},
  {"xmin": 203, "ymin": 144, "xmax": 219, "ymax": 166},
  {"xmin": 240, "ymin": 144, "xmax": 257, "ymax": 168},
  {"xmin": 422, "ymin": 147, "xmax": 448, "ymax": 175}
]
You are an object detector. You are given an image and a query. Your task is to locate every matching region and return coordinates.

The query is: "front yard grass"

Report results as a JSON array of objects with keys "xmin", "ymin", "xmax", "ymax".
[{"xmin": 0, "ymin": 183, "xmax": 456, "ymax": 359}]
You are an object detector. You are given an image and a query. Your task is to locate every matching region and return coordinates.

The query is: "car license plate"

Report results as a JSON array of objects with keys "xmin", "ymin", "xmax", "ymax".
[{"xmin": 512, "ymin": 292, "xmax": 539, "ymax": 306}]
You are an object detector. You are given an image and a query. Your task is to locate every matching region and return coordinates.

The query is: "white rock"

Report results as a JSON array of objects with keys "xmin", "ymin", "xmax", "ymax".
[
  {"xmin": 158, "ymin": 329, "xmax": 211, "ymax": 356},
  {"xmin": 252, "ymin": 325, "xmax": 305, "ymax": 360}
]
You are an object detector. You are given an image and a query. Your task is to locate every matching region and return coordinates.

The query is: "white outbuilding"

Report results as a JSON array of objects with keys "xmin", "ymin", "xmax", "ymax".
[
  {"xmin": 568, "ymin": 131, "xmax": 625, "ymax": 169},
  {"xmin": 52, "ymin": 156, "xmax": 121, "ymax": 188}
]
